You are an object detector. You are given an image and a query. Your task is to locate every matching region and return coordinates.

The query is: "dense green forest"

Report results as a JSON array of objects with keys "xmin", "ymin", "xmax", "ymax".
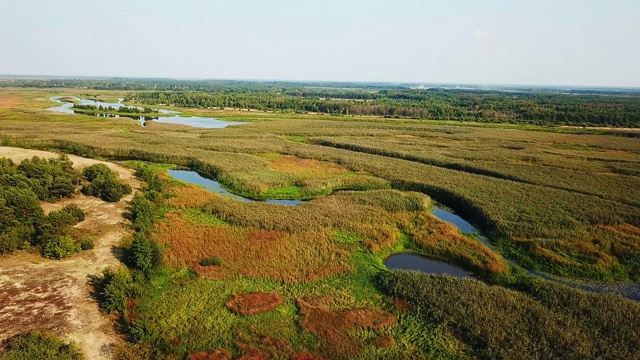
[
  {"xmin": 2, "ymin": 78, "xmax": 639, "ymax": 126},
  {"xmin": 129, "ymin": 90, "xmax": 640, "ymax": 126}
]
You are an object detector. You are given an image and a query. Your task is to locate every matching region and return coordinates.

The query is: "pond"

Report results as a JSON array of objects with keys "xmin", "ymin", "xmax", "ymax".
[
  {"xmin": 47, "ymin": 97, "xmax": 246, "ymax": 129},
  {"xmin": 384, "ymin": 253, "xmax": 470, "ymax": 278},
  {"xmin": 167, "ymin": 169, "xmax": 303, "ymax": 206}
]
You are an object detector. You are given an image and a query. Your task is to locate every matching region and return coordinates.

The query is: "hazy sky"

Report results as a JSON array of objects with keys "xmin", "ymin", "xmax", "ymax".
[{"xmin": 1, "ymin": 0, "xmax": 639, "ymax": 86}]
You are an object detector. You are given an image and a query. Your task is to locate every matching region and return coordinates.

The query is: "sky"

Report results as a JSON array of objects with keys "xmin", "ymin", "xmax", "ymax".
[{"xmin": 1, "ymin": 0, "xmax": 639, "ymax": 87}]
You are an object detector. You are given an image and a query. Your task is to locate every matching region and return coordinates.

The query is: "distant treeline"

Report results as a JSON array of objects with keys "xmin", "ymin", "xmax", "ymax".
[
  {"xmin": 129, "ymin": 90, "xmax": 640, "ymax": 127},
  {"xmin": 2, "ymin": 78, "xmax": 639, "ymax": 126}
]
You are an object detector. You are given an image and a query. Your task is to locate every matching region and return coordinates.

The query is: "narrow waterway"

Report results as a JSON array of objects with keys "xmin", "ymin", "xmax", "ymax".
[{"xmin": 167, "ymin": 169, "xmax": 302, "ymax": 205}]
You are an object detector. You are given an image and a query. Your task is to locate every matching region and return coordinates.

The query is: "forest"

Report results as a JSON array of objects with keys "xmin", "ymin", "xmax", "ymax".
[
  {"xmin": 2, "ymin": 78, "xmax": 639, "ymax": 126},
  {"xmin": 128, "ymin": 90, "xmax": 640, "ymax": 126}
]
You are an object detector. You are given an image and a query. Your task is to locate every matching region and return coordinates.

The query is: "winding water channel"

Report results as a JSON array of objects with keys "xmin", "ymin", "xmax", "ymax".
[
  {"xmin": 47, "ymin": 97, "xmax": 246, "ymax": 128},
  {"xmin": 167, "ymin": 169, "xmax": 302, "ymax": 205}
]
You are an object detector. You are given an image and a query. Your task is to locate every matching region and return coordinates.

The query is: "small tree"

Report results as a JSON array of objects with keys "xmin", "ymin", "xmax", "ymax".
[{"xmin": 43, "ymin": 235, "xmax": 79, "ymax": 259}]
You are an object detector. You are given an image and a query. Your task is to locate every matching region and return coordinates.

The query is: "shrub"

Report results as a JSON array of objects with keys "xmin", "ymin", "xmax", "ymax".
[
  {"xmin": 42, "ymin": 235, "xmax": 79, "ymax": 259},
  {"xmin": 129, "ymin": 234, "xmax": 161, "ymax": 274},
  {"xmin": 82, "ymin": 163, "xmax": 112, "ymax": 181},
  {"xmin": 130, "ymin": 195, "xmax": 156, "ymax": 234},
  {"xmin": 93, "ymin": 268, "xmax": 134, "ymax": 314},
  {"xmin": 83, "ymin": 174, "xmax": 132, "ymax": 202},
  {"xmin": 79, "ymin": 238, "xmax": 95, "ymax": 250},
  {"xmin": 46, "ymin": 205, "xmax": 85, "ymax": 230},
  {"xmin": 199, "ymin": 256, "xmax": 223, "ymax": 267},
  {"xmin": 0, "ymin": 332, "xmax": 83, "ymax": 360}
]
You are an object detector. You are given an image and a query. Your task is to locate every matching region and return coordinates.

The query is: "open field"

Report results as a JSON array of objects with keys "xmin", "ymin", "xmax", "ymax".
[{"xmin": 1, "ymin": 87, "xmax": 639, "ymax": 359}]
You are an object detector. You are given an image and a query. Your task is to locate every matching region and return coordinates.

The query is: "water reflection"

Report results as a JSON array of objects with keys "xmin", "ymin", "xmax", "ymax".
[{"xmin": 47, "ymin": 96, "xmax": 246, "ymax": 129}]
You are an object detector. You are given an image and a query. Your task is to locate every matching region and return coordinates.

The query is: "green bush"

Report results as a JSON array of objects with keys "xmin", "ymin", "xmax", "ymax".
[
  {"xmin": 79, "ymin": 238, "xmax": 95, "ymax": 250},
  {"xmin": 82, "ymin": 171, "xmax": 132, "ymax": 202},
  {"xmin": 129, "ymin": 234, "xmax": 161, "ymax": 274},
  {"xmin": 93, "ymin": 268, "xmax": 134, "ymax": 314},
  {"xmin": 0, "ymin": 332, "xmax": 83, "ymax": 360},
  {"xmin": 82, "ymin": 163, "xmax": 112, "ymax": 181},
  {"xmin": 130, "ymin": 195, "xmax": 156, "ymax": 234},
  {"xmin": 42, "ymin": 235, "xmax": 79, "ymax": 259},
  {"xmin": 199, "ymin": 256, "xmax": 222, "ymax": 267},
  {"xmin": 46, "ymin": 204, "xmax": 85, "ymax": 230}
]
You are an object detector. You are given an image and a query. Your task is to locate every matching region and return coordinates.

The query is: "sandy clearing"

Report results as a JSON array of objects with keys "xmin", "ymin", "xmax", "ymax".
[{"xmin": 0, "ymin": 147, "xmax": 141, "ymax": 360}]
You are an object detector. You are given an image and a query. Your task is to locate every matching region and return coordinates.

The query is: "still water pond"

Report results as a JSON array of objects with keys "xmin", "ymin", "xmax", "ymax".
[
  {"xmin": 167, "ymin": 169, "xmax": 302, "ymax": 206},
  {"xmin": 47, "ymin": 97, "xmax": 246, "ymax": 129},
  {"xmin": 384, "ymin": 253, "xmax": 470, "ymax": 278}
]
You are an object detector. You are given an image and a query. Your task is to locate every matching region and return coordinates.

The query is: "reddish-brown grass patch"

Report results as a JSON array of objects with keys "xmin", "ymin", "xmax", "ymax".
[
  {"xmin": 372, "ymin": 335, "xmax": 396, "ymax": 348},
  {"xmin": 292, "ymin": 352, "xmax": 323, "ymax": 360},
  {"xmin": 165, "ymin": 185, "xmax": 219, "ymax": 208},
  {"xmin": 226, "ymin": 292, "xmax": 282, "ymax": 316},
  {"xmin": 152, "ymin": 214, "xmax": 352, "ymax": 283},
  {"xmin": 236, "ymin": 332, "xmax": 294, "ymax": 359},
  {"xmin": 187, "ymin": 350, "xmax": 232, "ymax": 360},
  {"xmin": 0, "ymin": 95, "xmax": 23, "ymax": 109},
  {"xmin": 297, "ymin": 298, "xmax": 396, "ymax": 355}
]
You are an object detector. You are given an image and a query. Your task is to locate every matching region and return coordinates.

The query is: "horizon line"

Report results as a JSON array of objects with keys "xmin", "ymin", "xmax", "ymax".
[{"xmin": 1, "ymin": 73, "xmax": 639, "ymax": 90}]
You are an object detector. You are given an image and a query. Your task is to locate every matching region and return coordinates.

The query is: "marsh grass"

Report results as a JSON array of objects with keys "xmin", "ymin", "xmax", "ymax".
[{"xmin": 379, "ymin": 271, "xmax": 640, "ymax": 360}]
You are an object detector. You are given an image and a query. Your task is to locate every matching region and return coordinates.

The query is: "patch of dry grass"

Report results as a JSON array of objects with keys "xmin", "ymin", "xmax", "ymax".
[
  {"xmin": 152, "ymin": 214, "xmax": 352, "ymax": 283},
  {"xmin": 297, "ymin": 296, "xmax": 395, "ymax": 356},
  {"xmin": 265, "ymin": 154, "xmax": 348, "ymax": 176},
  {"xmin": 225, "ymin": 292, "xmax": 283, "ymax": 316}
]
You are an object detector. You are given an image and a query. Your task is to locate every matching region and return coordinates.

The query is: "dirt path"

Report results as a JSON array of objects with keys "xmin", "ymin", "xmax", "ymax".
[{"xmin": 0, "ymin": 147, "xmax": 141, "ymax": 359}]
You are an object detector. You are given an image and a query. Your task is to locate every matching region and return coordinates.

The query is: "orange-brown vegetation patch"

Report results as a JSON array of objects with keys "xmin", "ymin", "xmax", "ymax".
[
  {"xmin": 297, "ymin": 298, "xmax": 396, "ymax": 355},
  {"xmin": 0, "ymin": 95, "xmax": 23, "ymax": 109},
  {"xmin": 188, "ymin": 350, "xmax": 232, "ymax": 360},
  {"xmin": 226, "ymin": 292, "xmax": 282, "ymax": 316},
  {"xmin": 403, "ymin": 212, "xmax": 508, "ymax": 276},
  {"xmin": 393, "ymin": 297, "xmax": 411, "ymax": 313},
  {"xmin": 372, "ymin": 335, "xmax": 396, "ymax": 348},
  {"xmin": 152, "ymin": 214, "xmax": 352, "ymax": 283},
  {"xmin": 293, "ymin": 352, "xmax": 323, "ymax": 360},
  {"xmin": 165, "ymin": 185, "xmax": 219, "ymax": 208},
  {"xmin": 266, "ymin": 155, "xmax": 349, "ymax": 175},
  {"xmin": 236, "ymin": 332, "xmax": 294, "ymax": 360}
]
